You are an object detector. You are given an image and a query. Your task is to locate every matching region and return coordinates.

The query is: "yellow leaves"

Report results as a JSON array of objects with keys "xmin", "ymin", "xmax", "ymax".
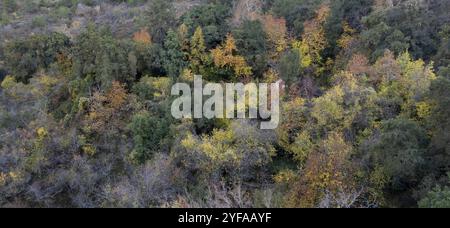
[
  {"xmin": 292, "ymin": 3, "xmax": 330, "ymax": 72},
  {"xmin": 31, "ymin": 74, "xmax": 59, "ymax": 96},
  {"xmin": 181, "ymin": 128, "xmax": 240, "ymax": 166},
  {"xmin": 293, "ymin": 40, "xmax": 313, "ymax": 68},
  {"xmin": 190, "ymin": 27, "xmax": 208, "ymax": 73},
  {"xmin": 259, "ymin": 14, "xmax": 288, "ymax": 56},
  {"xmin": 263, "ymin": 68, "xmax": 279, "ymax": 83},
  {"xmin": 7, "ymin": 171, "xmax": 24, "ymax": 183},
  {"xmin": 211, "ymin": 128, "xmax": 234, "ymax": 143},
  {"xmin": 139, "ymin": 76, "xmax": 172, "ymax": 100},
  {"xmin": 368, "ymin": 166, "xmax": 389, "ymax": 203},
  {"xmin": 315, "ymin": 4, "xmax": 331, "ymax": 23},
  {"xmin": 337, "ymin": 21, "xmax": 356, "ymax": 49},
  {"xmin": 211, "ymin": 34, "xmax": 252, "ymax": 78},
  {"xmin": 323, "ymin": 132, "xmax": 352, "ymax": 158},
  {"xmin": 107, "ymin": 81, "xmax": 128, "ymax": 109},
  {"xmin": 290, "ymin": 131, "xmax": 314, "ymax": 163},
  {"xmin": 78, "ymin": 134, "xmax": 96, "ymax": 156},
  {"xmin": 82, "ymin": 145, "xmax": 96, "ymax": 157},
  {"xmin": 1, "ymin": 75, "xmax": 16, "ymax": 89},
  {"xmin": 78, "ymin": 97, "xmax": 90, "ymax": 112},
  {"xmin": 151, "ymin": 77, "xmax": 172, "ymax": 98},
  {"xmin": 133, "ymin": 27, "xmax": 152, "ymax": 44},
  {"xmin": 311, "ymin": 86, "xmax": 345, "ymax": 127},
  {"xmin": 181, "ymin": 133, "xmax": 196, "ymax": 150},
  {"xmin": 201, "ymin": 129, "xmax": 238, "ymax": 164},
  {"xmin": 180, "ymin": 68, "xmax": 194, "ymax": 82},
  {"xmin": 287, "ymin": 131, "xmax": 355, "ymax": 207},
  {"xmin": 0, "ymin": 172, "xmax": 7, "ymax": 186},
  {"xmin": 274, "ymin": 169, "xmax": 297, "ymax": 184},
  {"xmin": 36, "ymin": 127, "xmax": 48, "ymax": 140},
  {"xmin": 37, "ymin": 74, "xmax": 58, "ymax": 87},
  {"xmin": 84, "ymin": 81, "xmax": 129, "ymax": 133},
  {"xmin": 416, "ymin": 101, "xmax": 433, "ymax": 119}
]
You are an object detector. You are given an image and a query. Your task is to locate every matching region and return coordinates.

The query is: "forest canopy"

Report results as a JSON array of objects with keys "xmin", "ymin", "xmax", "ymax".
[{"xmin": 1, "ymin": 0, "xmax": 450, "ymax": 208}]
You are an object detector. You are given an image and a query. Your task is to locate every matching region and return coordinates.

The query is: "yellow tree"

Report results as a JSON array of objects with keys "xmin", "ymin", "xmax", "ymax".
[
  {"xmin": 286, "ymin": 132, "xmax": 358, "ymax": 208},
  {"xmin": 189, "ymin": 27, "xmax": 208, "ymax": 74},
  {"xmin": 211, "ymin": 34, "xmax": 252, "ymax": 79},
  {"xmin": 260, "ymin": 14, "xmax": 288, "ymax": 57},
  {"xmin": 293, "ymin": 4, "xmax": 330, "ymax": 71},
  {"xmin": 337, "ymin": 21, "xmax": 356, "ymax": 50},
  {"xmin": 133, "ymin": 27, "xmax": 152, "ymax": 45}
]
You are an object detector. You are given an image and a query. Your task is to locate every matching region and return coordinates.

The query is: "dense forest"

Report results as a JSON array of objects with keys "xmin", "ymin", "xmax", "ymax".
[{"xmin": 0, "ymin": 0, "xmax": 450, "ymax": 208}]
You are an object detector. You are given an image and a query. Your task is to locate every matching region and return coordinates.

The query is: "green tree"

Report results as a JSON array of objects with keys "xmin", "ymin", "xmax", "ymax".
[
  {"xmin": 4, "ymin": 32, "xmax": 71, "ymax": 83},
  {"xmin": 146, "ymin": 0, "xmax": 176, "ymax": 43},
  {"xmin": 365, "ymin": 118, "xmax": 428, "ymax": 192},
  {"xmin": 427, "ymin": 77, "xmax": 450, "ymax": 175},
  {"xmin": 232, "ymin": 20, "xmax": 269, "ymax": 78},
  {"xmin": 419, "ymin": 178, "xmax": 450, "ymax": 208},
  {"xmin": 181, "ymin": 3, "xmax": 232, "ymax": 48},
  {"xmin": 189, "ymin": 27, "xmax": 209, "ymax": 74},
  {"xmin": 72, "ymin": 25, "xmax": 136, "ymax": 90},
  {"xmin": 163, "ymin": 29, "xmax": 188, "ymax": 79},
  {"xmin": 129, "ymin": 111, "xmax": 171, "ymax": 164},
  {"xmin": 271, "ymin": 0, "xmax": 324, "ymax": 35}
]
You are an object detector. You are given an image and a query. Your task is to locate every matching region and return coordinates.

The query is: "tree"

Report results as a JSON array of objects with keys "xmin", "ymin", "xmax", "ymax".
[
  {"xmin": 133, "ymin": 27, "xmax": 152, "ymax": 45},
  {"xmin": 211, "ymin": 34, "xmax": 252, "ymax": 80},
  {"xmin": 259, "ymin": 14, "xmax": 288, "ymax": 57},
  {"xmin": 324, "ymin": 0, "xmax": 373, "ymax": 57},
  {"xmin": 83, "ymin": 81, "xmax": 130, "ymax": 137},
  {"xmin": 419, "ymin": 177, "xmax": 450, "ymax": 208},
  {"xmin": 271, "ymin": 0, "xmax": 324, "ymax": 35},
  {"xmin": 286, "ymin": 132, "xmax": 359, "ymax": 208},
  {"xmin": 360, "ymin": 0, "xmax": 450, "ymax": 61},
  {"xmin": 292, "ymin": 3, "xmax": 330, "ymax": 74},
  {"xmin": 189, "ymin": 27, "xmax": 209, "ymax": 75},
  {"xmin": 72, "ymin": 25, "xmax": 136, "ymax": 90},
  {"xmin": 278, "ymin": 50, "xmax": 301, "ymax": 86},
  {"xmin": 232, "ymin": 20, "xmax": 269, "ymax": 78},
  {"xmin": 2, "ymin": 0, "xmax": 18, "ymax": 13},
  {"xmin": 434, "ymin": 25, "xmax": 450, "ymax": 68},
  {"xmin": 163, "ymin": 29, "xmax": 188, "ymax": 79},
  {"xmin": 4, "ymin": 32, "xmax": 71, "ymax": 83},
  {"xmin": 146, "ymin": 0, "xmax": 176, "ymax": 43},
  {"xmin": 427, "ymin": 77, "xmax": 450, "ymax": 176},
  {"xmin": 181, "ymin": 3, "xmax": 232, "ymax": 48},
  {"xmin": 129, "ymin": 111, "xmax": 171, "ymax": 164},
  {"xmin": 364, "ymin": 118, "xmax": 428, "ymax": 192}
]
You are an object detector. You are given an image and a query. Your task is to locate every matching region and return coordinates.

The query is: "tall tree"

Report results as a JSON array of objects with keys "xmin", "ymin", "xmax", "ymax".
[
  {"xmin": 189, "ymin": 27, "xmax": 209, "ymax": 75},
  {"xmin": 146, "ymin": 0, "xmax": 176, "ymax": 43}
]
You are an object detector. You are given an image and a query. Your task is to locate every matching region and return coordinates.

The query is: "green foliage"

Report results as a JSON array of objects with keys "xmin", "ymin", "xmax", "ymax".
[
  {"xmin": 4, "ymin": 32, "xmax": 71, "ymax": 83},
  {"xmin": 361, "ymin": 1, "xmax": 450, "ymax": 61},
  {"xmin": 427, "ymin": 77, "xmax": 450, "ymax": 174},
  {"xmin": 72, "ymin": 25, "xmax": 138, "ymax": 90},
  {"xmin": 278, "ymin": 50, "xmax": 301, "ymax": 85},
  {"xmin": 271, "ymin": 0, "xmax": 323, "ymax": 34},
  {"xmin": 145, "ymin": 0, "xmax": 176, "ymax": 43},
  {"xmin": 129, "ymin": 111, "xmax": 171, "ymax": 164},
  {"xmin": 1, "ymin": 0, "xmax": 450, "ymax": 208},
  {"xmin": 163, "ymin": 29, "xmax": 188, "ymax": 79},
  {"xmin": 324, "ymin": 0, "xmax": 373, "ymax": 57},
  {"xmin": 365, "ymin": 118, "xmax": 428, "ymax": 191},
  {"xmin": 419, "ymin": 177, "xmax": 450, "ymax": 208},
  {"xmin": 2, "ymin": 0, "xmax": 18, "ymax": 13},
  {"xmin": 181, "ymin": 3, "xmax": 232, "ymax": 48},
  {"xmin": 232, "ymin": 20, "xmax": 269, "ymax": 78}
]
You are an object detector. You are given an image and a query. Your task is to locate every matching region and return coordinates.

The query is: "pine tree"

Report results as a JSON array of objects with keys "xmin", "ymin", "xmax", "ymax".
[{"xmin": 189, "ymin": 27, "xmax": 208, "ymax": 74}]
